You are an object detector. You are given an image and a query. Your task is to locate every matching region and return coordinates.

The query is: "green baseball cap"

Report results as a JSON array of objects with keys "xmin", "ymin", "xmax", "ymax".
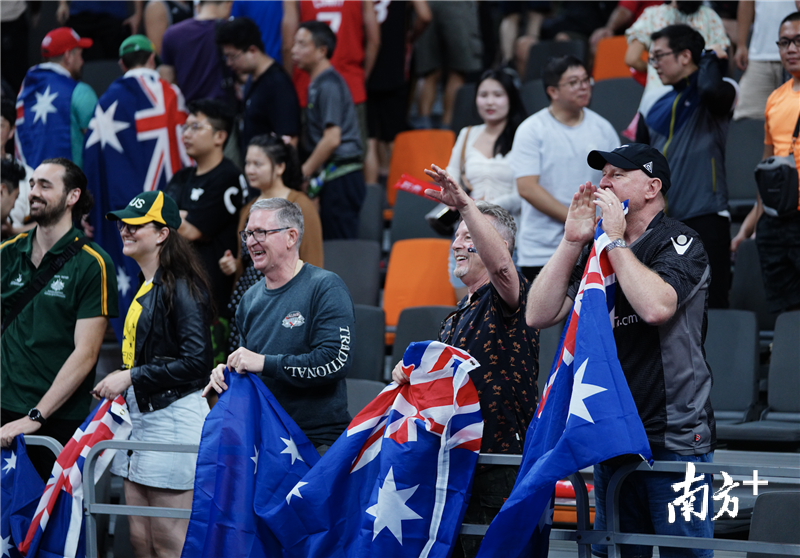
[
  {"xmin": 106, "ymin": 191, "xmax": 181, "ymax": 229},
  {"xmin": 119, "ymin": 35, "xmax": 155, "ymax": 57}
]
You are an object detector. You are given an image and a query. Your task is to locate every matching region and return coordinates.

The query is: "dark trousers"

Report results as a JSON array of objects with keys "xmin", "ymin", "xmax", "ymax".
[
  {"xmin": 320, "ymin": 170, "xmax": 367, "ymax": 240},
  {"xmin": 1, "ymin": 408, "xmax": 83, "ymax": 482},
  {"xmin": 682, "ymin": 214, "xmax": 731, "ymax": 309},
  {"xmin": 451, "ymin": 465, "xmax": 518, "ymax": 558}
]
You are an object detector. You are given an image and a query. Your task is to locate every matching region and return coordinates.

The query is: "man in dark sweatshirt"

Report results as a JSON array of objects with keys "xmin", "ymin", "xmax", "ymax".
[{"xmin": 204, "ymin": 197, "xmax": 355, "ymax": 454}]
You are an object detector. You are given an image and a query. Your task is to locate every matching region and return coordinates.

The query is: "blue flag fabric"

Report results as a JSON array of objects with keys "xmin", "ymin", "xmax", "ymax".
[
  {"xmin": 15, "ymin": 65, "xmax": 76, "ymax": 169},
  {"xmin": 476, "ymin": 219, "xmax": 653, "ymax": 558},
  {"xmin": 265, "ymin": 341, "xmax": 484, "ymax": 558},
  {"xmin": 181, "ymin": 370, "xmax": 320, "ymax": 558},
  {"xmin": 83, "ymin": 69, "xmax": 190, "ymax": 341},
  {"xmin": 1, "ymin": 435, "xmax": 45, "ymax": 558}
]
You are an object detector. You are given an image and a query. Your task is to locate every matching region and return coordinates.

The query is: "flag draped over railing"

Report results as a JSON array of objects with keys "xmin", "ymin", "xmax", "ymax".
[{"xmin": 476, "ymin": 211, "xmax": 652, "ymax": 558}]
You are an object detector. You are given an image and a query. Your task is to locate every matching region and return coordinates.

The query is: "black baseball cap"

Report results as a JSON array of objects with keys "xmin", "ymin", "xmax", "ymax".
[{"xmin": 587, "ymin": 143, "xmax": 671, "ymax": 194}]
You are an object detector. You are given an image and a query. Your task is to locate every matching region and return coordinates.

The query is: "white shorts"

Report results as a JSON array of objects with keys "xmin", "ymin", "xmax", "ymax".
[{"xmin": 111, "ymin": 387, "xmax": 209, "ymax": 490}]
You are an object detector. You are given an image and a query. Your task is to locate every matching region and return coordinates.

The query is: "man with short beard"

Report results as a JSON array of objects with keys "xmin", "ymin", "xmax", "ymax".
[
  {"xmin": 15, "ymin": 27, "xmax": 98, "ymax": 170},
  {"xmin": 0, "ymin": 158, "xmax": 118, "ymax": 481}
]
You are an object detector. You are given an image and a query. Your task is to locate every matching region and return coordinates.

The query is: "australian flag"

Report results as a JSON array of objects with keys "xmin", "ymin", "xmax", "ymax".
[
  {"xmin": 476, "ymin": 214, "xmax": 653, "ymax": 558},
  {"xmin": 83, "ymin": 68, "xmax": 190, "ymax": 340},
  {"xmin": 1, "ymin": 435, "xmax": 45, "ymax": 558},
  {"xmin": 265, "ymin": 341, "xmax": 484, "ymax": 558},
  {"xmin": 19, "ymin": 395, "xmax": 132, "ymax": 558},
  {"xmin": 181, "ymin": 370, "xmax": 320, "ymax": 558}
]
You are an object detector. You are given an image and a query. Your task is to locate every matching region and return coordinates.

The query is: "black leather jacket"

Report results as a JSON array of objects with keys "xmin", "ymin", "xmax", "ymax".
[{"xmin": 129, "ymin": 268, "xmax": 212, "ymax": 413}]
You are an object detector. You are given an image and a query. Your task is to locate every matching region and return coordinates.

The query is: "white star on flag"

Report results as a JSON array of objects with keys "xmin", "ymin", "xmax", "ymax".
[
  {"xmin": 280, "ymin": 437, "xmax": 305, "ymax": 465},
  {"xmin": 251, "ymin": 445, "xmax": 259, "ymax": 474},
  {"xmin": 366, "ymin": 466, "xmax": 422, "ymax": 544},
  {"xmin": 286, "ymin": 481, "xmax": 308, "ymax": 504},
  {"xmin": 1, "ymin": 534, "xmax": 12, "ymax": 557},
  {"xmin": 2, "ymin": 450, "xmax": 16, "ymax": 474},
  {"xmin": 568, "ymin": 359, "xmax": 607, "ymax": 424},
  {"xmin": 85, "ymin": 100, "xmax": 131, "ymax": 153},
  {"xmin": 31, "ymin": 85, "xmax": 58, "ymax": 124},
  {"xmin": 117, "ymin": 268, "xmax": 131, "ymax": 297}
]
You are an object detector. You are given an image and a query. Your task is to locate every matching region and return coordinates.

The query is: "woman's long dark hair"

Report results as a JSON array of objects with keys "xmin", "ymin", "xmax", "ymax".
[
  {"xmin": 475, "ymin": 69, "xmax": 528, "ymax": 157},
  {"xmin": 156, "ymin": 225, "xmax": 215, "ymax": 318},
  {"xmin": 247, "ymin": 135, "xmax": 303, "ymax": 191}
]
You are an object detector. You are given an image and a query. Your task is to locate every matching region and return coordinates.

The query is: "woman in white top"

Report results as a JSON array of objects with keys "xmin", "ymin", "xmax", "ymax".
[
  {"xmin": 446, "ymin": 69, "xmax": 527, "ymax": 215},
  {"xmin": 446, "ymin": 69, "xmax": 527, "ymax": 296}
]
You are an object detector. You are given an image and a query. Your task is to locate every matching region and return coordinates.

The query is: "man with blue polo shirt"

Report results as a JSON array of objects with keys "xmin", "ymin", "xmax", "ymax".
[
  {"xmin": 15, "ymin": 27, "xmax": 98, "ymax": 170},
  {"xmin": 0, "ymin": 158, "xmax": 118, "ymax": 480}
]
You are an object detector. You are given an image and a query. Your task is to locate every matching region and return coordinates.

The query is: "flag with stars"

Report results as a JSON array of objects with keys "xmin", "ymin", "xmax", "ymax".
[
  {"xmin": 83, "ymin": 67, "xmax": 191, "ymax": 341},
  {"xmin": 265, "ymin": 341, "xmax": 484, "ymax": 558},
  {"xmin": 19, "ymin": 395, "xmax": 131, "ymax": 558},
  {"xmin": 1, "ymin": 435, "xmax": 45, "ymax": 558},
  {"xmin": 475, "ymin": 215, "xmax": 652, "ymax": 558},
  {"xmin": 181, "ymin": 369, "xmax": 320, "ymax": 558},
  {"xmin": 15, "ymin": 64, "xmax": 78, "ymax": 169}
]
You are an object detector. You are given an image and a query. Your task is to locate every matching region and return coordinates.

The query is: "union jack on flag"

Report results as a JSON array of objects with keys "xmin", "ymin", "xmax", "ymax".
[
  {"xmin": 477, "ymin": 204, "xmax": 652, "ymax": 558},
  {"xmin": 265, "ymin": 341, "xmax": 484, "ymax": 558},
  {"xmin": 19, "ymin": 395, "xmax": 132, "ymax": 558},
  {"xmin": 84, "ymin": 68, "xmax": 191, "ymax": 341}
]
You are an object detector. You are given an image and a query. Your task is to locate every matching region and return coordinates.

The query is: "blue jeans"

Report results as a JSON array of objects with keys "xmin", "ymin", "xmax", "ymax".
[{"xmin": 592, "ymin": 448, "xmax": 714, "ymax": 558}]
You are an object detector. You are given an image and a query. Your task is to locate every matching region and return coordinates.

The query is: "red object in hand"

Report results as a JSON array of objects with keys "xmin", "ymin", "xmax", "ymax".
[{"xmin": 393, "ymin": 173, "xmax": 440, "ymax": 201}]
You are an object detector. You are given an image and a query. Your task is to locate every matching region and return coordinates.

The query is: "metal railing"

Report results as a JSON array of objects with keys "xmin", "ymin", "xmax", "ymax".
[
  {"xmin": 61, "ymin": 439, "xmax": 800, "ymax": 558},
  {"xmin": 25, "ymin": 434, "xmax": 64, "ymax": 456}
]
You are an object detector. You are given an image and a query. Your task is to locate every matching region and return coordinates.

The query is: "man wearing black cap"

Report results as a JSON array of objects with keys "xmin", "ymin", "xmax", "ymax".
[{"xmin": 527, "ymin": 143, "xmax": 716, "ymax": 558}]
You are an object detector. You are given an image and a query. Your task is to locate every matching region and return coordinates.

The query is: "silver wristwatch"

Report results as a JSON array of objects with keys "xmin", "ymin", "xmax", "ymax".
[{"xmin": 605, "ymin": 239, "xmax": 628, "ymax": 253}]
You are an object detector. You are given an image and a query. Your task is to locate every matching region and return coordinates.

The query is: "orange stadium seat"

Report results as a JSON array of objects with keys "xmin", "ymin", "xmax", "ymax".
[
  {"xmin": 386, "ymin": 129, "xmax": 455, "ymax": 209},
  {"xmin": 593, "ymin": 36, "xmax": 632, "ymax": 82},
  {"xmin": 383, "ymin": 238, "xmax": 456, "ymax": 345}
]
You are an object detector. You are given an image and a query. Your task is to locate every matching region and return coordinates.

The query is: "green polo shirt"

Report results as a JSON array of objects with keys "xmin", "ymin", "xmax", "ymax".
[{"xmin": 1, "ymin": 226, "xmax": 118, "ymax": 420}]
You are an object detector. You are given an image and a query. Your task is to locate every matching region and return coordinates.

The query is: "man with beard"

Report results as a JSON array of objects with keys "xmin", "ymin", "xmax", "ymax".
[
  {"xmin": 15, "ymin": 27, "xmax": 98, "ymax": 170},
  {"xmin": 0, "ymin": 158, "xmax": 118, "ymax": 480}
]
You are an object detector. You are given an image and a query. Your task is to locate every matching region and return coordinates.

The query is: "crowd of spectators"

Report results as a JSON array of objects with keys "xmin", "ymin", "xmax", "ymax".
[{"xmin": 2, "ymin": 1, "xmax": 800, "ymax": 557}]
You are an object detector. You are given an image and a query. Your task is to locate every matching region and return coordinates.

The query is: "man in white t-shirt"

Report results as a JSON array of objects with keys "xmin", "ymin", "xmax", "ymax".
[
  {"xmin": 510, "ymin": 55, "xmax": 619, "ymax": 280},
  {"xmin": 733, "ymin": 0, "xmax": 796, "ymax": 121}
]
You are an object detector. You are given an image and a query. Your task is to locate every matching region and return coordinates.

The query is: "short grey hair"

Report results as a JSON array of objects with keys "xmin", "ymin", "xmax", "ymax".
[
  {"xmin": 249, "ymin": 198, "xmax": 304, "ymax": 247},
  {"xmin": 474, "ymin": 201, "xmax": 516, "ymax": 254}
]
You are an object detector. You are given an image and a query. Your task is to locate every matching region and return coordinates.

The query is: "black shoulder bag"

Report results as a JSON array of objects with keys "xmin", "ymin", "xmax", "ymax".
[
  {"xmin": 755, "ymin": 112, "xmax": 800, "ymax": 218},
  {"xmin": 1, "ymin": 237, "xmax": 90, "ymax": 334}
]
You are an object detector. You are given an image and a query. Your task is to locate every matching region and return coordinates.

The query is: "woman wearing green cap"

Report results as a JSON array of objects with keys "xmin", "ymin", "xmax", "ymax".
[{"xmin": 92, "ymin": 190, "xmax": 212, "ymax": 557}]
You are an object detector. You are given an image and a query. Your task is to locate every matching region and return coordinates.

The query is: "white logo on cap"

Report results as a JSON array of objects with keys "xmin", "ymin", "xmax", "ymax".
[
  {"xmin": 643, "ymin": 162, "xmax": 653, "ymax": 173},
  {"xmin": 42, "ymin": 36, "xmax": 52, "ymax": 47}
]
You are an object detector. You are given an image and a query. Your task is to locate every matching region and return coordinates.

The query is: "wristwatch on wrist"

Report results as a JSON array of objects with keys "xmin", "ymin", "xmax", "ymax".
[
  {"xmin": 27, "ymin": 408, "xmax": 46, "ymax": 426},
  {"xmin": 605, "ymin": 238, "xmax": 628, "ymax": 253}
]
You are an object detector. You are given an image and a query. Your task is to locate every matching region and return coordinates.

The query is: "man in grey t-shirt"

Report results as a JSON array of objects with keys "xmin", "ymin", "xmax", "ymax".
[
  {"xmin": 204, "ymin": 198, "xmax": 355, "ymax": 451},
  {"xmin": 291, "ymin": 20, "xmax": 366, "ymax": 240}
]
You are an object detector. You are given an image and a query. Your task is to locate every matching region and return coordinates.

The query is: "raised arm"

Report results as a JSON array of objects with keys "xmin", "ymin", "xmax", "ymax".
[{"xmin": 425, "ymin": 164, "xmax": 520, "ymax": 310}]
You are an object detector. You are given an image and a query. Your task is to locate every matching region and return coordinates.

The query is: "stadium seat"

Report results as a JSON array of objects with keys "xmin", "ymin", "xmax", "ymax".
[
  {"xmin": 747, "ymin": 491, "xmax": 800, "ymax": 557},
  {"xmin": 730, "ymin": 239, "xmax": 779, "ymax": 333},
  {"xmin": 323, "ymin": 240, "xmax": 381, "ymax": 307},
  {"xmin": 725, "ymin": 118, "xmax": 764, "ymax": 220},
  {"xmin": 386, "ymin": 129, "xmax": 455, "ymax": 208},
  {"xmin": 592, "ymin": 36, "xmax": 632, "ymax": 82},
  {"xmin": 82, "ymin": 60, "xmax": 123, "ymax": 97},
  {"xmin": 705, "ymin": 309, "xmax": 760, "ymax": 425},
  {"xmin": 388, "ymin": 190, "xmax": 442, "ymax": 245},
  {"xmin": 521, "ymin": 79, "xmax": 550, "ymax": 115},
  {"xmin": 524, "ymin": 40, "xmax": 586, "ymax": 83},
  {"xmin": 590, "ymin": 78, "xmax": 644, "ymax": 141},
  {"xmin": 450, "ymin": 83, "xmax": 483, "ymax": 134},
  {"xmin": 716, "ymin": 311, "xmax": 800, "ymax": 443},
  {"xmin": 349, "ymin": 305, "xmax": 386, "ymax": 382},
  {"xmin": 383, "ymin": 238, "xmax": 456, "ymax": 344},
  {"xmin": 347, "ymin": 378, "xmax": 388, "ymax": 418},
  {"xmin": 390, "ymin": 305, "xmax": 457, "ymax": 366},
  {"xmin": 358, "ymin": 184, "xmax": 385, "ymax": 244}
]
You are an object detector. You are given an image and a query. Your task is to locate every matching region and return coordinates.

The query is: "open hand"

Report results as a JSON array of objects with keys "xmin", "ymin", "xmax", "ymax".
[{"xmin": 423, "ymin": 164, "xmax": 471, "ymax": 210}]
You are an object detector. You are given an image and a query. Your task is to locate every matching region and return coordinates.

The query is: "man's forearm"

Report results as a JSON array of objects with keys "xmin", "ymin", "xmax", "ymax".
[
  {"xmin": 517, "ymin": 177, "xmax": 569, "ymax": 222},
  {"xmin": 302, "ymin": 129, "xmax": 340, "ymax": 178},
  {"xmin": 526, "ymin": 237, "xmax": 583, "ymax": 328},
  {"xmin": 606, "ymin": 248, "xmax": 677, "ymax": 325},
  {"xmin": 36, "ymin": 316, "xmax": 107, "ymax": 418}
]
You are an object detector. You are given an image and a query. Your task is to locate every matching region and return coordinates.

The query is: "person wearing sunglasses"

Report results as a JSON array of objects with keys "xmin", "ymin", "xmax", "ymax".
[{"xmin": 93, "ymin": 190, "xmax": 212, "ymax": 558}]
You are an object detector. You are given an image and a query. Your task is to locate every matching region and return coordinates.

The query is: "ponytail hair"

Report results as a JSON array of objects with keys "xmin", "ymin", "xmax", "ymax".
[{"xmin": 247, "ymin": 135, "xmax": 303, "ymax": 191}]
